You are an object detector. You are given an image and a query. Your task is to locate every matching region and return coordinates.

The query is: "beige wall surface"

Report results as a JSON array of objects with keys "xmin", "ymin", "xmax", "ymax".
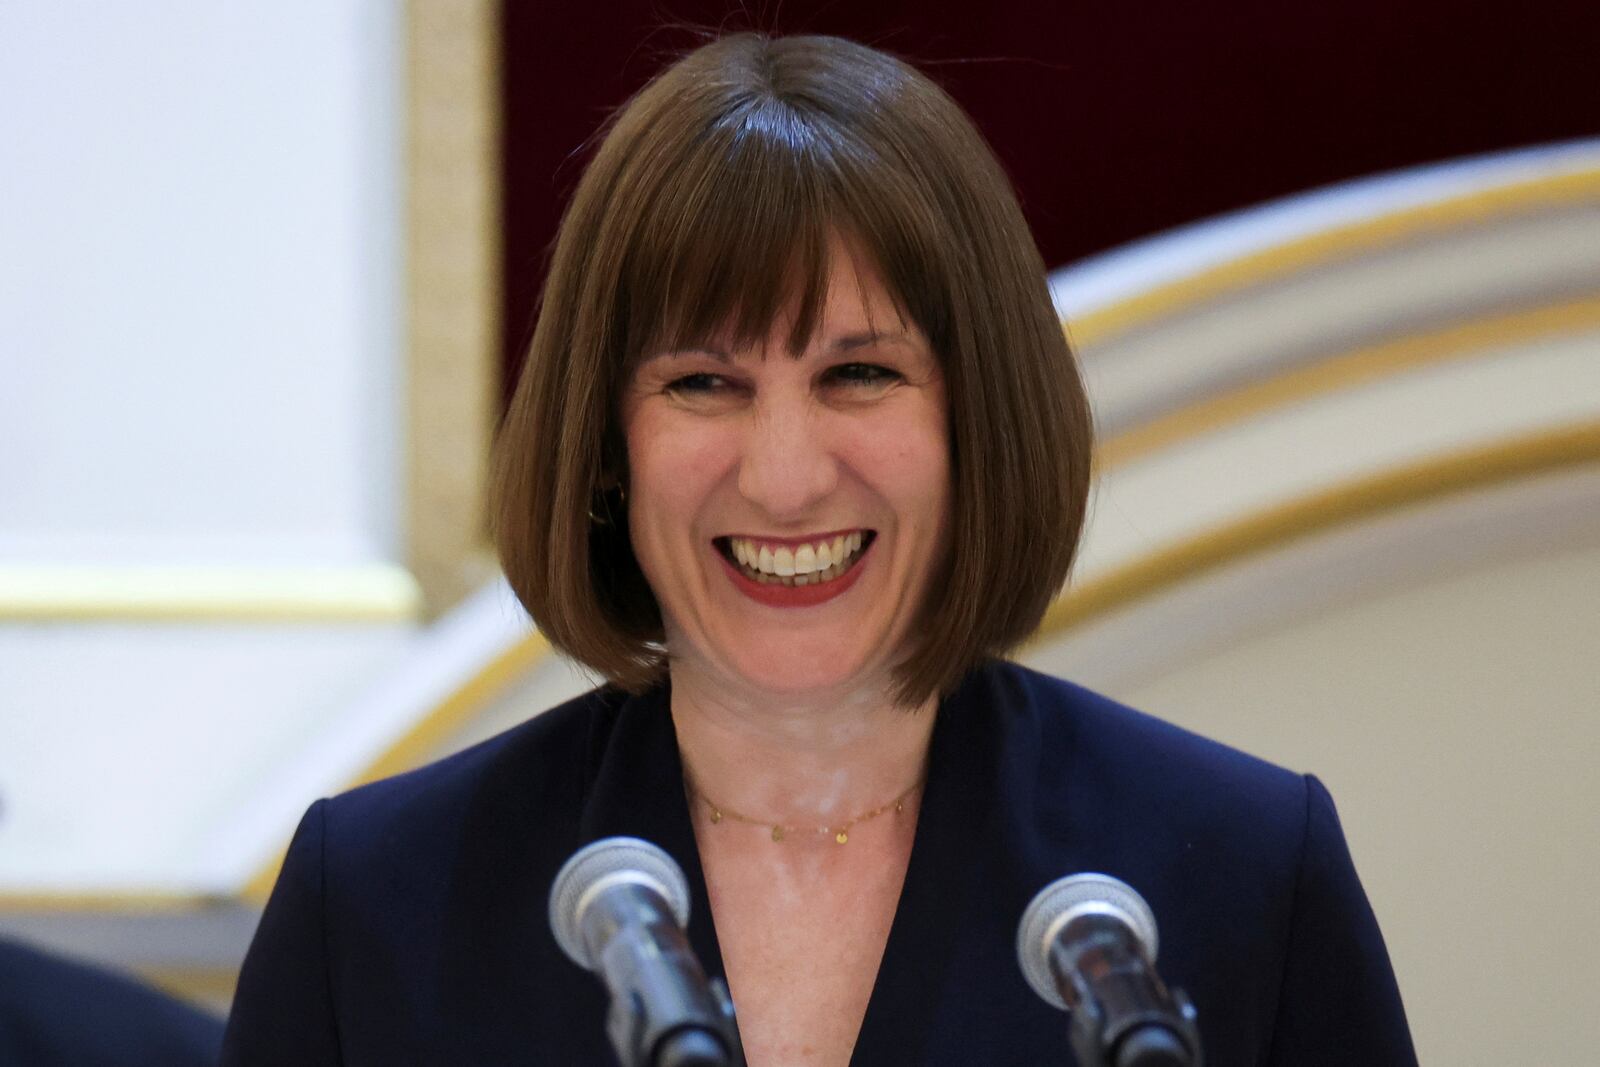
[{"xmin": 1106, "ymin": 541, "xmax": 1600, "ymax": 1062}]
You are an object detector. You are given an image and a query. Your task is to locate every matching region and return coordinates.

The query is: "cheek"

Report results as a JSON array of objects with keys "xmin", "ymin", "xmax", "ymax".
[
  {"xmin": 625, "ymin": 412, "xmax": 735, "ymax": 519},
  {"xmin": 854, "ymin": 408, "xmax": 951, "ymax": 510}
]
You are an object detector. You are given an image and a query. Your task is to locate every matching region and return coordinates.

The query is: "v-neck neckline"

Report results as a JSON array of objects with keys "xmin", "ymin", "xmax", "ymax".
[
  {"xmin": 574, "ymin": 670, "xmax": 999, "ymax": 1066},
  {"xmin": 842, "ymin": 670, "xmax": 994, "ymax": 1065}
]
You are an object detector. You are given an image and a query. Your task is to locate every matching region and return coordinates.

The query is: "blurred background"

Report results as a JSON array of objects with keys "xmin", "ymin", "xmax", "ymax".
[{"xmin": 2, "ymin": 1, "xmax": 1597, "ymax": 1060}]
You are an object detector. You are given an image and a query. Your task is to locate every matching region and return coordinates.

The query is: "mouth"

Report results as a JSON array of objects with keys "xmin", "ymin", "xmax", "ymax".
[{"xmin": 713, "ymin": 530, "xmax": 877, "ymax": 588}]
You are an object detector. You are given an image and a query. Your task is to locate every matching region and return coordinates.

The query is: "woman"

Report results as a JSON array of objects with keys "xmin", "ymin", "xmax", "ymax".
[{"xmin": 222, "ymin": 34, "xmax": 1415, "ymax": 1066}]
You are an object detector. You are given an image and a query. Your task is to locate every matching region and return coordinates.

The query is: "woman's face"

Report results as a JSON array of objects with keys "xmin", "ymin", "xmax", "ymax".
[{"xmin": 621, "ymin": 237, "xmax": 951, "ymax": 699}]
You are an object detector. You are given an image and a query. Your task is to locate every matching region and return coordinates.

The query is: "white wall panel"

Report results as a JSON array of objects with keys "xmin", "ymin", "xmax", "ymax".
[{"xmin": 0, "ymin": 2, "xmax": 402, "ymax": 566}]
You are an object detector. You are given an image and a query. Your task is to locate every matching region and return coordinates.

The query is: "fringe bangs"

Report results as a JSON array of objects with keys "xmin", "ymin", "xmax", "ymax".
[{"xmin": 618, "ymin": 96, "xmax": 906, "ymax": 362}]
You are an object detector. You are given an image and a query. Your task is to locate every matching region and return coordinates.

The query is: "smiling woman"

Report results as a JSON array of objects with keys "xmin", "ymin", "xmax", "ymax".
[
  {"xmin": 222, "ymin": 32, "xmax": 1416, "ymax": 1067},
  {"xmin": 619, "ymin": 235, "xmax": 953, "ymax": 703},
  {"xmin": 491, "ymin": 34, "xmax": 1091, "ymax": 706}
]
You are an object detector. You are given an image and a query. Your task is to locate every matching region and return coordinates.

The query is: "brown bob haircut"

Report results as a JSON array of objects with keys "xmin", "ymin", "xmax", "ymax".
[{"xmin": 492, "ymin": 33, "xmax": 1092, "ymax": 706}]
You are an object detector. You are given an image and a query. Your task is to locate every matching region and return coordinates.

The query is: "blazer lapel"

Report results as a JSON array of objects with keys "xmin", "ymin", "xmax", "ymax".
[
  {"xmin": 850, "ymin": 662, "xmax": 1081, "ymax": 1064},
  {"xmin": 847, "ymin": 669, "xmax": 998, "ymax": 1065},
  {"xmin": 576, "ymin": 684, "xmax": 729, "ymax": 988}
]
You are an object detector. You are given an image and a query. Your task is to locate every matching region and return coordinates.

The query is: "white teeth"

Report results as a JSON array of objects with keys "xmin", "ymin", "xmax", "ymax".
[{"xmin": 727, "ymin": 533, "xmax": 869, "ymax": 583}]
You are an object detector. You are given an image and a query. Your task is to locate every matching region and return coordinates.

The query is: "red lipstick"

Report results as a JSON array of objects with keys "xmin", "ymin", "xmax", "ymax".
[{"xmin": 715, "ymin": 537, "xmax": 872, "ymax": 608}]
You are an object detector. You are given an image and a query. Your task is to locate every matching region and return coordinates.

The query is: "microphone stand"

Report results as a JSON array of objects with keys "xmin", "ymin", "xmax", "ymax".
[
  {"xmin": 607, "ymin": 970, "xmax": 746, "ymax": 1067},
  {"xmin": 581, "ymin": 882, "xmax": 744, "ymax": 1067},
  {"xmin": 1052, "ymin": 915, "xmax": 1202, "ymax": 1067},
  {"xmin": 551, "ymin": 836, "xmax": 746, "ymax": 1067}
]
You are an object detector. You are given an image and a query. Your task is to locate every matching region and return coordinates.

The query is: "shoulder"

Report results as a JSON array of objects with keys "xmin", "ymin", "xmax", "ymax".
[
  {"xmin": 964, "ymin": 664, "xmax": 1419, "ymax": 1059},
  {"xmin": 332, "ymin": 683, "xmax": 624, "ymax": 809},
  {"xmin": 228, "ymin": 688, "xmax": 645, "ymax": 1062},
  {"xmin": 978, "ymin": 660, "xmax": 1307, "ymax": 803},
  {"xmin": 969, "ymin": 660, "xmax": 1313, "ymax": 874}
]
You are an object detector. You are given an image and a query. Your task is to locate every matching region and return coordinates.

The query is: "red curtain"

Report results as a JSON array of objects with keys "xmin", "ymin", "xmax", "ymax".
[{"xmin": 501, "ymin": 1, "xmax": 1600, "ymax": 392}]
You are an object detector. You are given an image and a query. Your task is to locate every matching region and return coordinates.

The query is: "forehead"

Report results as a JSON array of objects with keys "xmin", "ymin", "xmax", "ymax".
[{"xmin": 817, "ymin": 236, "xmax": 903, "ymax": 326}]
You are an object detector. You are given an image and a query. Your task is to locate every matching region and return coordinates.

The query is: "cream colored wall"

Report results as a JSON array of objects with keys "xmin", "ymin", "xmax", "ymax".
[
  {"xmin": 0, "ymin": 0, "xmax": 414, "ymax": 901},
  {"xmin": 1089, "ymin": 541, "xmax": 1600, "ymax": 1061}
]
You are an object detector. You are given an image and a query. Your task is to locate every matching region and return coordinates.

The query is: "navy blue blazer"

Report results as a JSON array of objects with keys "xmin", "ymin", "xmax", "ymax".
[
  {"xmin": 0, "ymin": 937, "xmax": 224, "ymax": 1067},
  {"xmin": 222, "ymin": 661, "xmax": 1415, "ymax": 1065}
]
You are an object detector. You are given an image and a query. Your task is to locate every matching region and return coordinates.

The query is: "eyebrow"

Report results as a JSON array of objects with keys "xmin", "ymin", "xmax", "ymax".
[
  {"xmin": 646, "ymin": 330, "xmax": 913, "ymax": 363},
  {"xmin": 831, "ymin": 330, "xmax": 912, "ymax": 353}
]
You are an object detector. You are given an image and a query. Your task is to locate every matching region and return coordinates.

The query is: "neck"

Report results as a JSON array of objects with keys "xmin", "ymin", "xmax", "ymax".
[{"xmin": 667, "ymin": 662, "xmax": 937, "ymax": 828}]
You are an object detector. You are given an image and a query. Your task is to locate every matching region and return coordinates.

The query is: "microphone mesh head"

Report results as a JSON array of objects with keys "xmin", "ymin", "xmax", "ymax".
[
  {"xmin": 549, "ymin": 836, "xmax": 691, "ymax": 970},
  {"xmin": 1015, "ymin": 872, "xmax": 1159, "ymax": 1011}
]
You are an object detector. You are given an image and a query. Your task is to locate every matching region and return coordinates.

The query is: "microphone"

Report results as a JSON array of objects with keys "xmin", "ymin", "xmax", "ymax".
[
  {"xmin": 1017, "ymin": 873, "xmax": 1203, "ymax": 1067},
  {"xmin": 550, "ymin": 837, "xmax": 744, "ymax": 1067}
]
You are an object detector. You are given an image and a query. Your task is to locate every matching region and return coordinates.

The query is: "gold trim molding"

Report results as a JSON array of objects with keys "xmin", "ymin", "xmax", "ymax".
[
  {"xmin": 404, "ymin": 0, "xmax": 503, "ymax": 616},
  {"xmin": 0, "ymin": 891, "xmax": 218, "ymax": 913},
  {"xmin": 1068, "ymin": 166, "xmax": 1600, "ymax": 348},
  {"xmin": 0, "ymin": 564, "xmax": 421, "ymax": 622},
  {"xmin": 1037, "ymin": 421, "xmax": 1600, "ymax": 640},
  {"xmin": 142, "ymin": 965, "xmax": 238, "ymax": 1012},
  {"xmin": 1098, "ymin": 294, "xmax": 1600, "ymax": 471}
]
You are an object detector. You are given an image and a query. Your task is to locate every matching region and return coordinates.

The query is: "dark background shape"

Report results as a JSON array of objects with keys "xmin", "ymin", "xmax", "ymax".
[{"xmin": 500, "ymin": 1, "xmax": 1600, "ymax": 394}]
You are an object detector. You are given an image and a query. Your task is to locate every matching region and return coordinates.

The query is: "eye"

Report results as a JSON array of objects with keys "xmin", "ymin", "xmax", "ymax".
[
  {"xmin": 659, "ymin": 370, "xmax": 750, "ymax": 411},
  {"xmin": 664, "ymin": 372, "xmax": 730, "ymax": 395},
  {"xmin": 823, "ymin": 362, "xmax": 902, "ymax": 389}
]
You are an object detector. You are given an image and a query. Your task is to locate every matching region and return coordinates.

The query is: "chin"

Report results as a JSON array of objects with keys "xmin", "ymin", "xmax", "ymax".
[{"xmin": 722, "ymin": 643, "xmax": 882, "ymax": 698}]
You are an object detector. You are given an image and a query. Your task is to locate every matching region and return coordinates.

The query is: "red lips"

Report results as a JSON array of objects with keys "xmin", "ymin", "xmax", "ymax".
[{"xmin": 716, "ymin": 538, "xmax": 872, "ymax": 608}]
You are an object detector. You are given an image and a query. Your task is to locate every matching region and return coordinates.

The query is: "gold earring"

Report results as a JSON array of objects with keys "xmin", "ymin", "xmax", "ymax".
[{"xmin": 588, "ymin": 484, "xmax": 625, "ymax": 526}]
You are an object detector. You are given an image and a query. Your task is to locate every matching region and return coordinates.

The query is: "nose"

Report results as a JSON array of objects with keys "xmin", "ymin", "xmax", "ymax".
[{"xmin": 736, "ymin": 393, "xmax": 838, "ymax": 521}]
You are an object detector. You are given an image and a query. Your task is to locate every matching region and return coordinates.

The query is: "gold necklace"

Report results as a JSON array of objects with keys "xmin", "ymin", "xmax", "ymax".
[{"xmin": 685, "ymin": 774, "xmax": 925, "ymax": 845}]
